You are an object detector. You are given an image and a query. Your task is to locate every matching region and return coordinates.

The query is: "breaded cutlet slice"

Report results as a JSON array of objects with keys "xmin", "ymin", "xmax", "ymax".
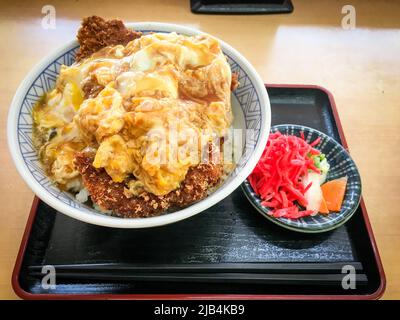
[
  {"xmin": 76, "ymin": 15, "xmax": 142, "ymax": 61},
  {"xmin": 76, "ymin": 16, "xmax": 238, "ymax": 98},
  {"xmin": 74, "ymin": 152, "xmax": 223, "ymax": 218},
  {"xmin": 73, "ymin": 16, "xmax": 233, "ymax": 217}
]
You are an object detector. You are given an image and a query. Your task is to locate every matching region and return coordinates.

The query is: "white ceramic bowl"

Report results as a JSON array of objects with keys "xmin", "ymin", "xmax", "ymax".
[{"xmin": 7, "ymin": 22, "xmax": 270, "ymax": 228}]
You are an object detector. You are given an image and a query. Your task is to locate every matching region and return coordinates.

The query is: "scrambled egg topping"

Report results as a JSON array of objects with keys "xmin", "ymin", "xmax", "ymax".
[{"xmin": 33, "ymin": 32, "xmax": 233, "ymax": 196}]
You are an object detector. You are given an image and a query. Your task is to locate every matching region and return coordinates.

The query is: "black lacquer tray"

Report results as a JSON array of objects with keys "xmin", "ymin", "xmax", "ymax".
[{"xmin": 12, "ymin": 85, "xmax": 385, "ymax": 299}]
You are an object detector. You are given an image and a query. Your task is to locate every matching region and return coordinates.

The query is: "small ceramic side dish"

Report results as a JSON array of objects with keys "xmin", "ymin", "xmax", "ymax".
[{"xmin": 242, "ymin": 124, "xmax": 362, "ymax": 233}]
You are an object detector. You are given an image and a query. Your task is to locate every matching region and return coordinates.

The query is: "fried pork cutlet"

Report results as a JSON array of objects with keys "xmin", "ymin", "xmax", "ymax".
[
  {"xmin": 76, "ymin": 16, "xmax": 238, "ymax": 99},
  {"xmin": 82, "ymin": 75, "xmax": 105, "ymax": 99},
  {"xmin": 76, "ymin": 15, "xmax": 142, "ymax": 61},
  {"xmin": 74, "ymin": 153, "xmax": 223, "ymax": 217},
  {"xmin": 230, "ymin": 72, "xmax": 239, "ymax": 91},
  {"xmin": 73, "ymin": 16, "xmax": 235, "ymax": 217}
]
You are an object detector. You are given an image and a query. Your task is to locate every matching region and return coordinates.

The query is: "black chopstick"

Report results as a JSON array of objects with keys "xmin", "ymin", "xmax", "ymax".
[
  {"xmin": 28, "ymin": 262, "xmax": 363, "ymax": 274},
  {"xmin": 28, "ymin": 270, "xmax": 368, "ymax": 285},
  {"xmin": 28, "ymin": 262, "xmax": 367, "ymax": 286},
  {"xmin": 28, "ymin": 262, "xmax": 364, "ymax": 274}
]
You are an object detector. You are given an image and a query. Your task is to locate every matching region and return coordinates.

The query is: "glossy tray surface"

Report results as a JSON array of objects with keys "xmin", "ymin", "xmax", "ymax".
[{"xmin": 13, "ymin": 85, "xmax": 385, "ymax": 299}]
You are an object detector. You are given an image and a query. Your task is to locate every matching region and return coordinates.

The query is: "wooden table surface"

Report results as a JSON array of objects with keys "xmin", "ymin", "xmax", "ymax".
[{"xmin": 0, "ymin": 0, "xmax": 399, "ymax": 299}]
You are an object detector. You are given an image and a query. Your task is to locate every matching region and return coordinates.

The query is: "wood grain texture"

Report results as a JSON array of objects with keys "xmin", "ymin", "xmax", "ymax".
[{"xmin": 0, "ymin": 0, "xmax": 399, "ymax": 299}]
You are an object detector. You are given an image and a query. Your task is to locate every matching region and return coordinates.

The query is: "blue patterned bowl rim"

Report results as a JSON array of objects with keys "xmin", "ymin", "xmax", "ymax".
[{"xmin": 7, "ymin": 22, "xmax": 271, "ymax": 228}]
